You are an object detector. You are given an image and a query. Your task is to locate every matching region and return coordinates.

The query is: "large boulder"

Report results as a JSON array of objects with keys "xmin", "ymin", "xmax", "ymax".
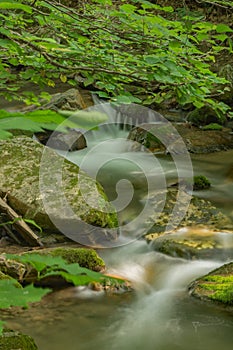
[
  {"xmin": 188, "ymin": 262, "xmax": 233, "ymax": 311},
  {"xmin": 145, "ymin": 188, "xmax": 233, "ymax": 236},
  {"xmin": 0, "ymin": 137, "xmax": 118, "ymax": 246},
  {"xmin": 128, "ymin": 123, "xmax": 233, "ymax": 154}
]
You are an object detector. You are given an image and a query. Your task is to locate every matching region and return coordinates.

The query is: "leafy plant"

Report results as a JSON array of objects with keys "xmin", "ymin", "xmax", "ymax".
[
  {"xmin": 6, "ymin": 253, "xmax": 123, "ymax": 285},
  {"xmin": 193, "ymin": 175, "xmax": 211, "ymax": 190},
  {"xmin": 0, "ymin": 109, "xmax": 108, "ymax": 139},
  {"xmin": 0, "ymin": 0, "xmax": 233, "ymax": 118},
  {"xmin": 0, "ymin": 217, "xmax": 43, "ymax": 234},
  {"xmin": 0, "ymin": 253, "xmax": 125, "ymax": 335},
  {"xmin": 0, "ymin": 279, "xmax": 51, "ymax": 335}
]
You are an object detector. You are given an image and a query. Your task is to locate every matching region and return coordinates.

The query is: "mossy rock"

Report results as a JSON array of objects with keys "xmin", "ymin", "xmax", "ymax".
[
  {"xmin": 189, "ymin": 262, "xmax": 233, "ymax": 310},
  {"xmin": 42, "ymin": 247, "xmax": 105, "ymax": 272},
  {"xmin": 187, "ymin": 106, "xmax": 226, "ymax": 126},
  {"xmin": 202, "ymin": 123, "xmax": 223, "ymax": 131},
  {"xmin": 145, "ymin": 188, "xmax": 233, "ymax": 235},
  {"xmin": 0, "ymin": 271, "xmax": 22, "ymax": 288},
  {"xmin": 193, "ymin": 175, "xmax": 211, "ymax": 190},
  {"xmin": 1, "ymin": 247, "xmax": 105, "ymax": 285},
  {"xmin": 0, "ymin": 256, "xmax": 26, "ymax": 282},
  {"xmin": 0, "ymin": 137, "xmax": 119, "ymax": 246},
  {"xmin": 0, "ymin": 271, "xmax": 11, "ymax": 281},
  {"xmin": 149, "ymin": 228, "xmax": 233, "ymax": 260},
  {"xmin": 0, "ymin": 329, "xmax": 38, "ymax": 350}
]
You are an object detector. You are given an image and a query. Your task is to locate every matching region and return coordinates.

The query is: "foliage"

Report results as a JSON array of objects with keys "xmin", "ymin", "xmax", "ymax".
[
  {"xmin": 0, "ymin": 0, "xmax": 233, "ymax": 118},
  {"xmin": 0, "ymin": 109, "xmax": 108, "ymax": 139},
  {"xmin": 202, "ymin": 123, "xmax": 223, "ymax": 130},
  {"xmin": 0, "ymin": 279, "xmax": 51, "ymax": 309},
  {"xmin": 0, "ymin": 279, "xmax": 51, "ymax": 335},
  {"xmin": 5, "ymin": 253, "xmax": 123, "ymax": 285},
  {"xmin": 193, "ymin": 175, "xmax": 211, "ymax": 190},
  {"xmin": 0, "ymin": 253, "xmax": 124, "ymax": 335},
  {"xmin": 0, "ymin": 216, "xmax": 43, "ymax": 234}
]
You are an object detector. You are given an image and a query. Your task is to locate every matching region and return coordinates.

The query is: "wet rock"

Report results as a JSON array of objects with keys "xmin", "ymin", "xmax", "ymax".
[
  {"xmin": 186, "ymin": 106, "xmax": 226, "ymax": 126},
  {"xmin": 192, "ymin": 175, "xmax": 211, "ymax": 190},
  {"xmin": 188, "ymin": 262, "xmax": 233, "ymax": 311},
  {"xmin": 0, "ymin": 256, "xmax": 26, "ymax": 282},
  {"xmin": 35, "ymin": 129, "xmax": 87, "ymax": 152},
  {"xmin": 0, "ymin": 137, "xmax": 118, "ymax": 246},
  {"xmin": 114, "ymin": 104, "xmax": 164, "ymax": 126},
  {"xmin": 0, "ymin": 329, "xmax": 38, "ymax": 350},
  {"xmin": 127, "ymin": 123, "xmax": 233, "ymax": 154},
  {"xmin": 27, "ymin": 88, "xmax": 94, "ymax": 112},
  {"xmin": 127, "ymin": 123, "xmax": 166, "ymax": 152},
  {"xmin": 147, "ymin": 227, "xmax": 233, "ymax": 260},
  {"xmin": 145, "ymin": 188, "xmax": 233, "ymax": 236},
  {"xmin": 0, "ymin": 249, "xmax": 132, "ymax": 292}
]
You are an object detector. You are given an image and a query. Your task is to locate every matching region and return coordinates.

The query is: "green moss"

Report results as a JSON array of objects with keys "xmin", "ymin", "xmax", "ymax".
[
  {"xmin": 187, "ymin": 106, "xmax": 226, "ymax": 126},
  {"xmin": 202, "ymin": 123, "xmax": 223, "ymax": 131},
  {"xmin": 0, "ymin": 272, "xmax": 22, "ymax": 288},
  {"xmin": 193, "ymin": 175, "xmax": 211, "ymax": 190},
  {"xmin": 199, "ymin": 274, "xmax": 233, "ymax": 304},
  {"xmin": 0, "ymin": 330, "xmax": 38, "ymax": 350},
  {"xmin": 191, "ymin": 263, "xmax": 233, "ymax": 306},
  {"xmin": 0, "ymin": 271, "xmax": 11, "ymax": 281},
  {"xmin": 49, "ymin": 247, "xmax": 105, "ymax": 272}
]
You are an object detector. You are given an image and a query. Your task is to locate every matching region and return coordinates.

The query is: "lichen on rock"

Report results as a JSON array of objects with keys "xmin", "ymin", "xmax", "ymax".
[
  {"xmin": 0, "ymin": 137, "xmax": 118, "ymax": 245},
  {"xmin": 0, "ymin": 329, "xmax": 38, "ymax": 350}
]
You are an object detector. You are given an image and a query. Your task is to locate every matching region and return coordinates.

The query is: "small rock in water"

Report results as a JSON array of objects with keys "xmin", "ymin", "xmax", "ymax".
[{"xmin": 74, "ymin": 285, "xmax": 105, "ymax": 299}]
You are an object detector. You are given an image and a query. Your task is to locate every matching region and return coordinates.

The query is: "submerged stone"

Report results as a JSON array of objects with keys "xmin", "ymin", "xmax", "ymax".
[
  {"xmin": 0, "ymin": 137, "xmax": 118, "ymax": 246},
  {"xmin": 0, "ymin": 329, "xmax": 38, "ymax": 350},
  {"xmin": 148, "ymin": 228, "xmax": 233, "ymax": 260},
  {"xmin": 189, "ymin": 262, "xmax": 233, "ymax": 311}
]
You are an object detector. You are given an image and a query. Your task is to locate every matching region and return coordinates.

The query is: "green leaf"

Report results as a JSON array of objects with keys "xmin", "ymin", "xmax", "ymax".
[
  {"xmin": 0, "ymin": 320, "xmax": 5, "ymax": 336},
  {"xmin": 144, "ymin": 55, "xmax": 160, "ymax": 65},
  {"xmin": 0, "ymin": 117, "xmax": 44, "ymax": 132},
  {"xmin": 58, "ymin": 110, "xmax": 109, "ymax": 127},
  {"xmin": 115, "ymin": 95, "xmax": 131, "ymax": 104},
  {"xmin": 120, "ymin": 4, "xmax": 137, "ymax": 13},
  {"xmin": 0, "ymin": 2, "xmax": 32, "ymax": 13},
  {"xmin": 0, "ymin": 279, "xmax": 51, "ymax": 309},
  {"xmin": 215, "ymin": 34, "xmax": 228, "ymax": 41},
  {"xmin": 0, "ymin": 129, "xmax": 12, "ymax": 139},
  {"xmin": 216, "ymin": 24, "xmax": 233, "ymax": 33},
  {"xmin": 24, "ymin": 219, "xmax": 43, "ymax": 234}
]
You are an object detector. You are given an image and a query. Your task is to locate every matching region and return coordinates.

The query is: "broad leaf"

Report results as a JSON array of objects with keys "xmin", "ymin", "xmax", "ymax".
[{"xmin": 0, "ymin": 279, "xmax": 51, "ymax": 308}]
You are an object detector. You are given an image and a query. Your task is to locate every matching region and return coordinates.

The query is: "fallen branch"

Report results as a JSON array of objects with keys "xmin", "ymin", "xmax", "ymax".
[{"xmin": 0, "ymin": 198, "xmax": 43, "ymax": 247}]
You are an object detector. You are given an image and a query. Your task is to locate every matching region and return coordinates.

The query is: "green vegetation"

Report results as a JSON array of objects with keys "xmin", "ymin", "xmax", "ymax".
[
  {"xmin": 0, "ymin": 0, "xmax": 233, "ymax": 121},
  {"xmin": 0, "ymin": 109, "xmax": 108, "ymax": 140},
  {"xmin": 0, "ymin": 253, "xmax": 124, "ymax": 335},
  {"xmin": 0, "ymin": 329, "xmax": 38, "ymax": 350},
  {"xmin": 202, "ymin": 123, "xmax": 223, "ymax": 130},
  {"xmin": 48, "ymin": 247, "xmax": 105, "ymax": 271},
  {"xmin": 200, "ymin": 274, "xmax": 233, "ymax": 304},
  {"xmin": 193, "ymin": 175, "xmax": 211, "ymax": 190}
]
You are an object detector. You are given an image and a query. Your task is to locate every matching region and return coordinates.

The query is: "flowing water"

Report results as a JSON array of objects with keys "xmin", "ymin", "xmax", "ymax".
[{"xmin": 4, "ymin": 101, "xmax": 233, "ymax": 349}]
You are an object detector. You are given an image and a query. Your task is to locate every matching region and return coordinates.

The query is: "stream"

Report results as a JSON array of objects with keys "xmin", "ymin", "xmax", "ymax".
[{"xmin": 4, "ymin": 101, "xmax": 233, "ymax": 349}]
